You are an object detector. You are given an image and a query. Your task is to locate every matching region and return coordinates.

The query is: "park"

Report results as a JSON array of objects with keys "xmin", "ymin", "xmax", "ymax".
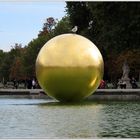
[{"xmin": 0, "ymin": 1, "xmax": 140, "ymax": 139}]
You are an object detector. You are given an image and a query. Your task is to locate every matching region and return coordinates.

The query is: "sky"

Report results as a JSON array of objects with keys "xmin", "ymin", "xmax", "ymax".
[{"xmin": 0, "ymin": 1, "xmax": 66, "ymax": 52}]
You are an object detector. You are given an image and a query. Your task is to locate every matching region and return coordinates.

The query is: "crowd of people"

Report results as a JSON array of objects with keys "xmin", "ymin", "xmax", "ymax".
[
  {"xmin": 16, "ymin": 77, "xmax": 138, "ymax": 89},
  {"xmin": 117, "ymin": 77, "xmax": 138, "ymax": 89},
  {"xmin": 12, "ymin": 78, "xmax": 40, "ymax": 89},
  {"xmin": 98, "ymin": 77, "xmax": 138, "ymax": 89},
  {"xmin": 1, "ymin": 77, "xmax": 139, "ymax": 89}
]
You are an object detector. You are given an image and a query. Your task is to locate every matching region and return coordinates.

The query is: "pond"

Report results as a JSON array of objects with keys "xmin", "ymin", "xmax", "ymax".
[{"xmin": 0, "ymin": 98, "xmax": 139, "ymax": 138}]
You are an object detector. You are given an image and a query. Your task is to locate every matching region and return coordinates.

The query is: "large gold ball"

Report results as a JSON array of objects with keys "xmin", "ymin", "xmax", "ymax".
[{"xmin": 36, "ymin": 34, "xmax": 104, "ymax": 102}]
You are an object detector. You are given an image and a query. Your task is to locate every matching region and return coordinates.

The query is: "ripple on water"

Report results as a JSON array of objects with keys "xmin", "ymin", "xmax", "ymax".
[{"xmin": 0, "ymin": 99, "xmax": 139, "ymax": 138}]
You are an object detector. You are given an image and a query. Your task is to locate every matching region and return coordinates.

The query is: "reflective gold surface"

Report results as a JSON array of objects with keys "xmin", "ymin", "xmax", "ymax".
[{"xmin": 36, "ymin": 34, "xmax": 104, "ymax": 102}]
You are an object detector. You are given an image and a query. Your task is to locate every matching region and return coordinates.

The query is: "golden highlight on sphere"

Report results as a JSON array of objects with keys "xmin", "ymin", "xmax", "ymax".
[{"xmin": 36, "ymin": 34, "xmax": 104, "ymax": 102}]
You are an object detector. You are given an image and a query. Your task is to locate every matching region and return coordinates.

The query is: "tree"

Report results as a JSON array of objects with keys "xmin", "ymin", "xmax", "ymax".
[
  {"xmin": 38, "ymin": 17, "xmax": 58, "ymax": 37},
  {"xmin": 22, "ymin": 35, "xmax": 49, "ymax": 78},
  {"xmin": 115, "ymin": 49, "xmax": 140, "ymax": 80},
  {"xmin": 0, "ymin": 50, "xmax": 7, "ymax": 81},
  {"xmin": 0, "ymin": 44, "xmax": 24, "ymax": 81},
  {"xmin": 66, "ymin": 2, "xmax": 140, "ymax": 81},
  {"xmin": 66, "ymin": 2, "xmax": 92, "ymax": 33},
  {"xmin": 9, "ymin": 57, "xmax": 23, "ymax": 80},
  {"xmin": 53, "ymin": 16, "xmax": 72, "ymax": 35}
]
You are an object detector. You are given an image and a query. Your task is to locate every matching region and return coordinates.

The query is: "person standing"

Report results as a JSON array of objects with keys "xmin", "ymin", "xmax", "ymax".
[
  {"xmin": 27, "ymin": 78, "xmax": 32, "ymax": 89},
  {"xmin": 32, "ymin": 79, "xmax": 36, "ymax": 89},
  {"xmin": 13, "ymin": 79, "xmax": 18, "ymax": 89},
  {"xmin": 131, "ymin": 77, "xmax": 137, "ymax": 89},
  {"xmin": 117, "ymin": 79, "xmax": 123, "ymax": 89},
  {"xmin": 122, "ymin": 81, "xmax": 126, "ymax": 89},
  {"xmin": 99, "ymin": 80, "xmax": 106, "ymax": 89}
]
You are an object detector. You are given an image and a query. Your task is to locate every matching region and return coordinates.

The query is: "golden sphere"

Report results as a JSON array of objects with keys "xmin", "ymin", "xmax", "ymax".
[{"xmin": 36, "ymin": 34, "xmax": 104, "ymax": 102}]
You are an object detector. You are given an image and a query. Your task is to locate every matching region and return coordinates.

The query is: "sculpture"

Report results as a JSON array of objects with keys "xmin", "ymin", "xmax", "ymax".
[
  {"xmin": 121, "ymin": 60, "xmax": 132, "ymax": 89},
  {"xmin": 122, "ymin": 60, "xmax": 130, "ymax": 79},
  {"xmin": 36, "ymin": 34, "xmax": 104, "ymax": 102}
]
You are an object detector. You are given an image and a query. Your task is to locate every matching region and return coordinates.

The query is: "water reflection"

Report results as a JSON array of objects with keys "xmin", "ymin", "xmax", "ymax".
[
  {"xmin": 0, "ymin": 98, "xmax": 139, "ymax": 138},
  {"xmin": 37, "ymin": 100, "xmax": 104, "ymax": 138},
  {"xmin": 96, "ymin": 102, "xmax": 140, "ymax": 138}
]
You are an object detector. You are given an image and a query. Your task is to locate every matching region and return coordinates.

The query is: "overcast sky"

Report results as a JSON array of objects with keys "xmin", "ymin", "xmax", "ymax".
[{"xmin": 0, "ymin": 1, "xmax": 66, "ymax": 52}]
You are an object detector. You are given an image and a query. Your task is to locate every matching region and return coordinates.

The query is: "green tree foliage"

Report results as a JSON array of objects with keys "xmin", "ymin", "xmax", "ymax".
[
  {"xmin": 0, "ymin": 51, "xmax": 9, "ymax": 81},
  {"xmin": 53, "ymin": 16, "xmax": 72, "ymax": 35},
  {"xmin": 21, "ymin": 16, "xmax": 71, "ymax": 79},
  {"xmin": 66, "ymin": 2, "xmax": 140, "ymax": 81},
  {"xmin": 22, "ymin": 36, "xmax": 49, "ymax": 78},
  {"xmin": 0, "ymin": 17, "xmax": 70, "ymax": 81},
  {"xmin": 66, "ymin": 2, "xmax": 92, "ymax": 33},
  {"xmin": 0, "ymin": 2, "xmax": 140, "ymax": 83},
  {"xmin": 9, "ymin": 56, "xmax": 24, "ymax": 80},
  {"xmin": 87, "ymin": 2, "xmax": 140, "ymax": 52},
  {"xmin": 0, "ymin": 44, "xmax": 22, "ymax": 81},
  {"xmin": 0, "ymin": 50, "xmax": 6, "ymax": 80}
]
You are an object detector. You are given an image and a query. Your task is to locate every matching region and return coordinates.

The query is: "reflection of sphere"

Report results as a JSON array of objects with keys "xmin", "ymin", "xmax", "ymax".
[{"xmin": 36, "ymin": 34, "xmax": 104, "ymax": 102}]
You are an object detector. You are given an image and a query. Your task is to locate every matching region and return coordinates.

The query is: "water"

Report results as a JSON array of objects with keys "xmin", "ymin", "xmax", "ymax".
[{"xmin": 0, "ymin": 98, "xmax": 139, "ymax": 138}]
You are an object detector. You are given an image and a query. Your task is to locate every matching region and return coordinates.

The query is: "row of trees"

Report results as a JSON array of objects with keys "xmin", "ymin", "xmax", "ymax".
[
  {"xmin": 0, "ymin": 16, "xmax": 72, "ymax": 82},
  {"xmin": 66, "ymin": 2, "xmax": 140, "ymax": 82},
  {"xmin": 0, "ymin": 2, "xmax": 140, "ymax": 83}
]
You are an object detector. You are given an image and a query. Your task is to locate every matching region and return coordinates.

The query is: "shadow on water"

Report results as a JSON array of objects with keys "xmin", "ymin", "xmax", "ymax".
[
  {"xmin": 38, "ymin": 99, "xmax": 102, "ymax": 107},
  {"xmin": 37, "ymin": 99, "xmax": 140, "ymax": 107},
  {"xmin": 1, "ymin": 97, "xmax": 140, "ymax": 106}
]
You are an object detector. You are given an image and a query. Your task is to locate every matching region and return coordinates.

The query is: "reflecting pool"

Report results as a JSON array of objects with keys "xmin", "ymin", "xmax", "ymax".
[{"xmin": 0, "ymin": 98, "xmax": 139, "ymax": 138}]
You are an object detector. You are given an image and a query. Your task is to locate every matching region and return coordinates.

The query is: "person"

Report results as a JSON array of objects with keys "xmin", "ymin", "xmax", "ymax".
[
  {"xmin": 99, "ymin": 80, "xmax": 106, "ymax": 89},
  {"xmin": 117, "ymin": 79, "xmax": 123, "ymax": 89},
  {"xmin": 27, "ymin": 78, "xmax": 32, "ymax": 89},
  {"xmin": 122, "ymin": 81, "xmax": 126, "ymax": 89},
  {"xmin": 3, "ymin": 80, "xmax": 7, "ymax": 88},
  {"xmin": 32, "ymin": 78, "xmax": 36, "ymax": 89},
  {"xmin": 13, "ymin": 79, "xmax": 18, "ymax": 89},
  {"xmin": 131, "ymin": 77, "xmax": 137, "ymax": 89}
]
